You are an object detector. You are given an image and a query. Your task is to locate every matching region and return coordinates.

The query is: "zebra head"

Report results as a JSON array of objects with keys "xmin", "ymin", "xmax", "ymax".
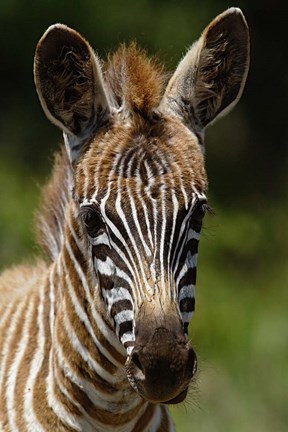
[{"xmin": 34, "ymin": 8, "xmax": 249, "ymax": 404}]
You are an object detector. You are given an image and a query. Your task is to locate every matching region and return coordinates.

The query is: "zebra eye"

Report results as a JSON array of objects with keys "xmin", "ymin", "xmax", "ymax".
[
  {"xmin": 80, "ymin": 206, "xmax": 103, "ymax": 237},
  {"xmin": 191, "ymin": 201, "xmax": 206, "ymax": 230}
]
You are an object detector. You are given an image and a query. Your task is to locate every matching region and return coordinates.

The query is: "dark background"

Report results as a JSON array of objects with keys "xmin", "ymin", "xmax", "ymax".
[{"xmin": 0, "ymin": 1, "xmax": 287, "ymax": 430}]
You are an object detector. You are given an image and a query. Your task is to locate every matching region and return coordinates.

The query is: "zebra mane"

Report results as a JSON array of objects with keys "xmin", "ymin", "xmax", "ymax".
[
  {"xmin": 35, "ymin": 146, "xmax": 73, "ymax": 261},
  {"xmin": 105, "ymin": 42, "xmax": 168, "ymax": 115}
]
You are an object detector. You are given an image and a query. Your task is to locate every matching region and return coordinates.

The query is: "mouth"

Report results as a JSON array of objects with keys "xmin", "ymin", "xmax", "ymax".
[
  {"xmin": 162, "ymin": 388, "xmax": 188, "ymax": 405},
  {"xmin": 127, "ymin": 374, "xmax": 189, "ymax": 405}
]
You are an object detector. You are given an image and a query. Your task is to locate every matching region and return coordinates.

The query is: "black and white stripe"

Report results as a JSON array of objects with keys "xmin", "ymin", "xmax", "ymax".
[{"xmin": 79, "ymin": 146, "xmax": 206, "ymax": 347}]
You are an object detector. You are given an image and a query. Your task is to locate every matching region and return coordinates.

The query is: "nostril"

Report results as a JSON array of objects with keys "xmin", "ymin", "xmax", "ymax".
[
  {"xmin": 132, "ymin": 351, "xmax": 143, "ymax": 372},
  {"xmin": 187, "ymin": 348, "xmax": 197, "ymax": 378}
]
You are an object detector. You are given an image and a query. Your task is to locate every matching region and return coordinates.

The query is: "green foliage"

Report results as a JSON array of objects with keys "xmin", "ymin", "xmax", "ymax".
[{"xmin": 0, "ymin": 159, "xmax": 39, "ymax": 267}]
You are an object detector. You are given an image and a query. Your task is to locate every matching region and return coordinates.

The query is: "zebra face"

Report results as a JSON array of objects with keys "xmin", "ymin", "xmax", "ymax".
[
  {"xmin": 76, "ymin": 118, "xmax": 207, "ymax": 403},
  {"xmin": 80, "ymin": 191, "xmax": 206, "ymax": 345}
]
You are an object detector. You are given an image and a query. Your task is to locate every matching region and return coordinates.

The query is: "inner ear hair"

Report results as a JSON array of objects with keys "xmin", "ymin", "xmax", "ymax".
[
  {"xmin": 34, "ymin": 24, "xmax": 111, "ymax": 161},
  {"xmin": 161, "ymin": 8, "xmax": 250, "ymax": 131}
]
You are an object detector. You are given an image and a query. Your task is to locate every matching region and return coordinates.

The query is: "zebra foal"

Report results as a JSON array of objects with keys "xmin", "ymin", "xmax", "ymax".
[{"xmin": 0, "ymin": 8, "xmax": 249, "ymax": 432}]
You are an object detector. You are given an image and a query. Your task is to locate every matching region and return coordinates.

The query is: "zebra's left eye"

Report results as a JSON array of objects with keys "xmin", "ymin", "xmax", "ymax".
[
  {"xmin": 194, "ymin": 202, "xmax": 206, "ymax": 219},
  {"xmin": 80, "ymin": 206, "xmax": 103, "ymax": 237},
  {"xmin": 190, "ymin": 201, "xmax": 206, "ymax": 230}
]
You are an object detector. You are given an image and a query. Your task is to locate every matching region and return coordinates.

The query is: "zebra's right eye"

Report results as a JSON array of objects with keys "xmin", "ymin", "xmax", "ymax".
[{"xmin": 80, "ymin": 206, "xmax": 103, "ymax": 237}]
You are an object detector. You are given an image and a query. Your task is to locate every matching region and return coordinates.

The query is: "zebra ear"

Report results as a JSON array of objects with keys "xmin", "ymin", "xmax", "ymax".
[
  {"xmin": 161, "ymin": 8, "xmax": 250, "ymax": 132},
  {"xmin": 34, "ymin": 24, "xmax": 111, "ymax": 162}
]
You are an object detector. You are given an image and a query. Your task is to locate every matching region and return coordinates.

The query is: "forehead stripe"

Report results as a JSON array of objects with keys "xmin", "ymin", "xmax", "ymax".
[
  {"xmin": 126, "ymin": 153, "xmax": 152, "ymax": 258},
  {"xmin": 116, "ymin": 151, "xmax": 152, "ymax": 297},
  {"xmin": 135, "ymin": 156, "xmax": 154, "ymax": 249}
]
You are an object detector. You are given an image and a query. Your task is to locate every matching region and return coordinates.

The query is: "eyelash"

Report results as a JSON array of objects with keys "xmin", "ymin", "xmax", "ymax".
[
  {"xmin": 80, "ymin": 205, "xmax": 103, "ymax": 237},
  {"xmin": 189, "ymin": 200, "xmax": 214, "ymax": 231}
]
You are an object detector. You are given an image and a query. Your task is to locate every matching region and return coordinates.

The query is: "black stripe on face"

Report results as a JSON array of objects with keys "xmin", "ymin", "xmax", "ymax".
[
  {"xmin": 118, "ymin": 320, "xmax": 133, "ymax": 338},
  {"xmin": 179, "ymin": 297, "xmax": 195, "ymax": 313},
  {"xmin": 178, "ymin": 267, "xmax": 197, "ymax": 290},
  {"xmin": 110, "ymin": 300, "xmax": 133, "ymax": 319},
  {"xmin": 190, "ymin": 220, "xmax": 203, "ymax": 234},
  {"xmin": 123, "ymin": 340, "xmax": 134, "ymax": 350},
  {"xmin": 97, "ymin": 235, "xmax": 134, "ymax": 280},
  {"xmin": 97, "ymin": 273, "xmax": 114, "ymax": 291},
  {"xmin": 92, "ymin": 244, "xmax": 111, "ymax": 261},
  {"xmin": 171, "ymin": 210, "xmax": 191, "ymax": 266},
  {"xmin": 100, "ymin": 275, "xmax": 132, "ymax": 296},
  {"xmin": 186, "ymin": 238, "xmax": 199, "ymax": 253},
  {"xmin": 183, "ymin": 322, "xmax": 189, "ymax": 333}
]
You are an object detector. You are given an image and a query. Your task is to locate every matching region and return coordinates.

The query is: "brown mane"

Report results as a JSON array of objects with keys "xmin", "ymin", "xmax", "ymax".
[
  {"xmin": 35, "ymin": 146, "xmax": 73, "ymax": 261},
  {"xmin": 105, "ymin": 43, "xmax": 168, "ymax": 114}
]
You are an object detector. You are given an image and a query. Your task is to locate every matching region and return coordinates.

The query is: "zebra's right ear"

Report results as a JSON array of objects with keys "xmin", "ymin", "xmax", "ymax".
[{"xmin": 34, "ymin": 24, "xmax": 111, "ymax": 162}]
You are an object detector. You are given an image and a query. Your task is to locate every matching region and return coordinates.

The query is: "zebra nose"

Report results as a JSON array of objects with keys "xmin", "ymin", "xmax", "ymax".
[
  {"xmin": 127, "ymin": 328, "xmax": 197, "ymax": 403},
  {"xmin": 130, "ymin": 344, "xmax": 197, "ymax": 381},
  {"xmin": 131, "ymin": 351, "xmax": 143, "ymax": 372},
  {"xmin": 130, "ymin": 350, "xmax": 145, "ymax": 380}
]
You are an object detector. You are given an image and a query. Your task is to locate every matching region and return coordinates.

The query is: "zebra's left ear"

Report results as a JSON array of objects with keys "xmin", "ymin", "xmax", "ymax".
[
  {"xmin": 160, "ymin": 8, "xmax": 250, "ymax": 133},
  {"xmin": 34, "ymin": 24, "xmax": 111, "ymax": 162}
]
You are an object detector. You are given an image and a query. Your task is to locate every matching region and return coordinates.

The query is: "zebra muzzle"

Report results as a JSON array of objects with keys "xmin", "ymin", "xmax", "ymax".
[{"xmin": 125, "ymin": 312, "xmax": 197, "ymax": 404}]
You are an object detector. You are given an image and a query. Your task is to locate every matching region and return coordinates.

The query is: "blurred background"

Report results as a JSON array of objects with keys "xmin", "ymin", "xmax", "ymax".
[{"xmin": 0, "ymin": 0, "xmax": 287, "ymax": 430}]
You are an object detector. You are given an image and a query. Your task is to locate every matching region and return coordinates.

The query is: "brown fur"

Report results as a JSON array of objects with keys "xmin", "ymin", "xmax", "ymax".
[
  {"xmin": 35, "ymin": 146, "xmax": 73, "ymax": 261},
  {"xmin": 105, "ymin": 43, "xmax": 168, "ymax": 115},
  {"xmin": 0, "ymin": 261, "xmax": 47, "ymax": 305}
]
